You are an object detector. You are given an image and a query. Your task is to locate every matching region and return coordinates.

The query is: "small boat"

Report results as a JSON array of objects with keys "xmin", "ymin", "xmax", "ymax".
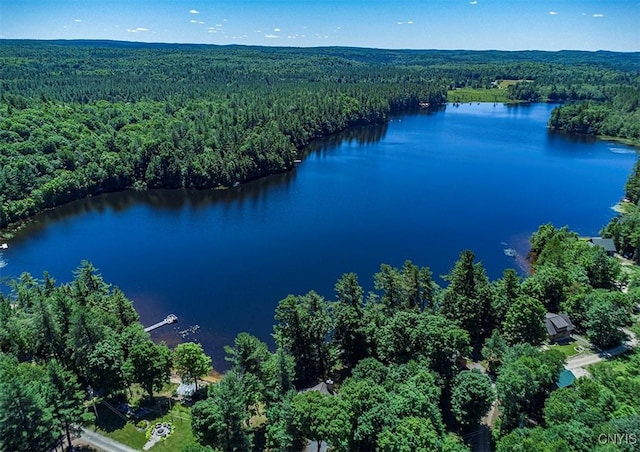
[
  {"xmin": 232, "ymin": 182, "xmax": 240, "ymax": 187},
  {"xmin": 0, "ymin": 243, "xmax": 7, "ymax": 249}
]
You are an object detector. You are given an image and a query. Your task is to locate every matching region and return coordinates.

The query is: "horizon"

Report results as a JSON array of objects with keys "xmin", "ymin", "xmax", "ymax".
[
  {"xmin": 3, "ymin": 37, "xmax": 640, "ymax": 55},
  {"xmin": 0, "ymin": 0, "xmax": 638, "ymax": 52}
]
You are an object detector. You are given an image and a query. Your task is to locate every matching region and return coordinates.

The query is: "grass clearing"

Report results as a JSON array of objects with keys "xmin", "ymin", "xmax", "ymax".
[
  {"xmin": 93, "ymin": 398, "xmax": 194, "ymax": 451},
  {"xmin": 548, "ymin": 340, "xmax": 582, "ymax": 359},
  {"xmin": 497, "ymin": 79, "xmax": 533, "ymax": 88},
  {"xmin": 447, "ymin": 87, "xmax": 511, "ymax": 103}
]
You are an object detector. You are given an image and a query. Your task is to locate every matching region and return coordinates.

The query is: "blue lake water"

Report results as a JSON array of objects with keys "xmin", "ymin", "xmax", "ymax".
[{"xmin": 0, "ymin": 103, "xmax": 636, "ymax": 369}]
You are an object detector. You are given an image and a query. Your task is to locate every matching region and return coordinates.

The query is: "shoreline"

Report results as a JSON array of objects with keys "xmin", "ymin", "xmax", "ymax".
[{"xmin": 2, "ymin": 102, "xmax": 638, "ymax": 241}]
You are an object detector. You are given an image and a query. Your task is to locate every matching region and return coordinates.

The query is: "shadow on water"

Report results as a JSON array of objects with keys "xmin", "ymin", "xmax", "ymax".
[
  {"xmin": 10, "ymin": 169, "xmax": 297, "ymax": 241},
  {"xmin": 11, "ymin": 120, "xmax": 397, "ymax": 243},
  {"xmin": 302, "ymin": 120, "xmax": 390, "ymax": 156},
  {"xmin": 547, "ymin": 129, "xmax": 600, "ymax": 147}
]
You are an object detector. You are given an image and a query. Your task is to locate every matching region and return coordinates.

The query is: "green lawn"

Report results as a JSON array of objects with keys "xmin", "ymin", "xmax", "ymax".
[
  {"xmin": 93, "ymin": 399, "xmax": 194, "ymax": 451},
  {"xmin": 447, "ymin": 87, "xmax": 512, "ymax": 103},
  {"xmin": 548, "ymin": 340, "xmax": 582, "ymax": 359}
]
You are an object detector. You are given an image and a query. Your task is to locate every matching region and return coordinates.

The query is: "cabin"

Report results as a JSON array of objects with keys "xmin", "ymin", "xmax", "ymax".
[
  {"xmin": 587, "ymin": 237, "xmax": 617, "ymax": 256},
  {"xmin": 305, "ymin": 379, "xmax": 335, "ymax": 396},
  {"xmin": 545, "ymin": 312, "xmax": 575, "ymax": 342}
]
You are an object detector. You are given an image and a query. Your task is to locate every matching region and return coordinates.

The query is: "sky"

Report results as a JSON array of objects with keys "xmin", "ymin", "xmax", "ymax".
[{"xmin": 0, "ymin": 0, "xmax": 638, "ymax": 51}]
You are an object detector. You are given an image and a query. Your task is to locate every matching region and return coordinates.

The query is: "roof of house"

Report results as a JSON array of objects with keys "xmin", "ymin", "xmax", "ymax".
[
  {"xmin": 303, "ymin": 380, "xmax": 334, "ymax": 396},
  {"xmin": 545, "ymin": 312, "xmax": 575, "ymax": 336},
  {"xmin": 589, "ymin": 237, "xmax": 616, "ymax": 253}
]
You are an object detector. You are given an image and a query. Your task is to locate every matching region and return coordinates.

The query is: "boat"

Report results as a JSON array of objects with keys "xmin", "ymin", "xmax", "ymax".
[{"xmin": 0, "ymin": 243, "xmax": 7, "ymax": 249}]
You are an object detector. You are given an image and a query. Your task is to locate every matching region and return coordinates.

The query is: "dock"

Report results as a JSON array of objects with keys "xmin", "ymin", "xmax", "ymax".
[{"xmin": 144, "ymin": 314, "xmax": 178, "ymax": 333}]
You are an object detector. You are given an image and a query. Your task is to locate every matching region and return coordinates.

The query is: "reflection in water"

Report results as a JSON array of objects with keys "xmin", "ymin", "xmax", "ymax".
[
  {"xmin": 4, "ymin": 103, "xmax": 635, "ymax": 370},
  {"xmin": 546, "ymin": 129, "xmax": 600, "ymax": 147},
  {"xmin": 17, "ymin": 120, "xmax": 394, "ymax": 241},
  {"xmin": 14, "ymin": 167, "xmax": 298, "ymax": 242},
  {"xmin": 303, "ymin": 120, "xmax": 390, "ymax": 156}
]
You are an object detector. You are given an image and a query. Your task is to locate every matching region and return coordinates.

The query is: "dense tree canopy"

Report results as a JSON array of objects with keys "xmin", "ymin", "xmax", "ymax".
[
  {"xmin": 1, "ymin": 41, "xmax": 638, "ymax": 451},
  {"xmin": 1, "ymin": 41, "xmax": 638, "ymax": 230}
]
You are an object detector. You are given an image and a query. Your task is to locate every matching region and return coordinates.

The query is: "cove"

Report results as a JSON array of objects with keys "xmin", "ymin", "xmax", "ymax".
[{"xmin": 0, "ymin": 103, "xmax": 636, "ymax": 369}]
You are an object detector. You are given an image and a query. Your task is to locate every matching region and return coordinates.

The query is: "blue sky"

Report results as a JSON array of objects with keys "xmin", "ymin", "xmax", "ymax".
[{"xmin": 0, "ymin": 0, "xmax": 638, "ymax": 51}]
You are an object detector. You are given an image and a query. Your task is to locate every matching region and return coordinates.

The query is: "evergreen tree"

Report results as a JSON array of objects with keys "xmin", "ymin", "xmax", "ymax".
[
  {"xmin": 274, "ymin": 291, "xmax": 332, "ymax": 386},
  {"xmin": 191, "ymin": 371, "xmax": 252, "ymax": 451},
  {"xmin": 441, "ymin": 250, "xmax": 494, "ymax": 345},
  {"xmin": 46, "ymin": 359, "xmax": 93, "ymax": 449}
]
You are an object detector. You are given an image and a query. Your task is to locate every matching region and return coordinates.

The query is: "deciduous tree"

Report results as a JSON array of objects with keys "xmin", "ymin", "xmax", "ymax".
[
  {"xmin": 173, "ymin": 342, "xmax": 212, "ymax": 391},
  {"xmin": 451, "ymin": 370, "xmax": 495, "ymax": 429}
]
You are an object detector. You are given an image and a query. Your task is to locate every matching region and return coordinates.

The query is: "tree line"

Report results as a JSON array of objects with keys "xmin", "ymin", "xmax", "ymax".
[
  {"xmin": 1, "ymin": 41, "xmax": 639, "ymax": 229},
  {"xmin": 1, "ymin": 221, "xmax": 637, "ymax": 450},
  {"xmin": 602, "ymin": 159, "xmax": 640, "ymax": 265},
  {"xmin": 0, "ymin": 261, "xmax": 213, "ymax": 451},
  {"xmin": 185, "ymin": 223, "xmax": 639, "ymax": 451}
]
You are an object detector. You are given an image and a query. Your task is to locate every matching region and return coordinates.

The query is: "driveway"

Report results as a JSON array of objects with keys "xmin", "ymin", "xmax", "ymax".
[
  {"xmin": 565, "ymin": 329, "xmax": 638, "ymax": 371},
  {"xmin": 79, "ymin": 428, "xmax": 139, "ymax": 452}
]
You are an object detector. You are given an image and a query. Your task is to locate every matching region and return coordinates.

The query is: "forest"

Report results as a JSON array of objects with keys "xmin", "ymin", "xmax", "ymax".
[
  {"xmin": 1, "ymin": 223, "xmax": 639, "ymax": 450},
  {"xmin": 1, "ymin": 41, "xmax": 639, "ymax": 230},
  {"xmin": 1, "ymin": 40, "xmax": 640, "ymax": 451}
]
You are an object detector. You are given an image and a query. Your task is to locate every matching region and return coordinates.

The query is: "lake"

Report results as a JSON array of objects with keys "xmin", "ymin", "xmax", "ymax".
[{"xmin": 0, "ymin": 103, "xmax": 636, "ymax": 369}]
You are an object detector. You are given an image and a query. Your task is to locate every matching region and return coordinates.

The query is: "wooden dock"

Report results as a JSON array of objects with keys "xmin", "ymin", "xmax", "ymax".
[{"xmin": 144, "ymin": 314, "xmax": 178, "ymax": 333}]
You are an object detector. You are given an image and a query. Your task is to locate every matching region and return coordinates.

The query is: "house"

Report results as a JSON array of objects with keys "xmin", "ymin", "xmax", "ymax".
[
  {"xmin": 545, "ymin": 312, "xmax": 575, "ymax": 342},
  {"xmin": 588, "ymin": 237, "xmax": 617, "ymax": 256},
  {"xmin": 305, "ymin": 379, "xmax": 334, "ymax": 395}
]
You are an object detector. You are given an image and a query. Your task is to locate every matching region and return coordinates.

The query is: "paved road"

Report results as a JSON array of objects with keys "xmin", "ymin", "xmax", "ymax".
[
  {"xmin": 80, "ymin": 428, "xmax": 139, "ymax": 452},
  {"xmin": 566, "ymin": 329, "xmax": 638, "ymax": 371}
]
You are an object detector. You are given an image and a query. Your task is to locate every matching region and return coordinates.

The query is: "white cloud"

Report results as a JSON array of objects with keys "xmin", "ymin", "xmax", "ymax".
[
  {"xmin": 274, "ymin": 28, "xmax": 281, "ymax": 32},
  {"xmin": 469, "ymin": 1, "xmax": 478, "ymax": 4},
  {"xmin": 592, "ymin": 13, "xmax": 604, "ymax": 17},
  {"xmin": 254, "ymin": 29, "xmax": 262, "ymax": 33},
  {"xmin": 136, "ymin": 27, "xmax": 149, "ymax": 32},
  {"xmin": 73, "ymin": 19, "xmax": 82, "ymax": 23},
  {"xmin": 407, "ymin": 21, "xmax": 414, "ymax": 24},
  {"xmin": 397, "ymin": 21, "xmax": 404, "ymax": 25},
  {"xmin": 549, "ymin": 11, "xmax": 557, "ymax": 15},
  {"xmin": 287, "ymin": 35, "xmax": 296, "ymax": 39},
  {"xmin": 190, "ymin": 9, "xmax": 199, "ymax": 14},
  {"xmin": 265, "ymin": 34, "xmax": 279, "ymax": 38},
  {"xmin": 198, "ymin": 21, "xmax": 205, "ymax": 25},
  {"xmin": 190, "ymin": 19, "xmax": 198, "ymax": 23}
]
